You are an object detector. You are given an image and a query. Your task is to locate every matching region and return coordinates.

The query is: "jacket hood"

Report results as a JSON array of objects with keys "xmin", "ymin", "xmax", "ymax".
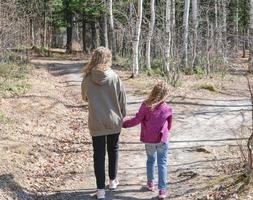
[{"xmin": 90, "ymin": 68, "xmax": 113, "ymax": 85}]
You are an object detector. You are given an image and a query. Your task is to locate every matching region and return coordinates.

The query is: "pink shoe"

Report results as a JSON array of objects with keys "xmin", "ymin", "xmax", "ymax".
[
  {"xmin": 147, "ymin": 180, "xmax": 155, "ymax": 191},
  {"xmin": 159, "ymin": 189, "xmax": 167, "ymax": 199}
]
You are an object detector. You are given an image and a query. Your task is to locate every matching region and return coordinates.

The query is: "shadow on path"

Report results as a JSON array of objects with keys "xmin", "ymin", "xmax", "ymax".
[{"xmin": 0, "ymin": 174, "xmax": 155, "ymax": 200}]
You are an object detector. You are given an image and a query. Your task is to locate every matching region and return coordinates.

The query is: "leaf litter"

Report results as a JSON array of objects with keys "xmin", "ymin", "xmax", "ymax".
[{"xmin": 0, "ymin": 67, "xmax": 91, "ymax": 198}]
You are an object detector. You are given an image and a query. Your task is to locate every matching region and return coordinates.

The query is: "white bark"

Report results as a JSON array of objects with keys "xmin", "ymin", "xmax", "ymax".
[
  {"xmin": 132, "ymin": 0, "xmax": 143, "ymax": 77},
  {"xmin": 164, "ymin": 0, "xmax": 171, "ymax": 73},
  {"xmin": 206, "ymin": 14, "xmax": 210, "ymax": 74},
  {"xmin": 146, "ymin": 0, "xmax": 155, "ymax": 70},
  {"xmin": 103, "ymin": 0, "xmax": 108, "ymax": 48},
  {"xmin": 182, "ymin": 0, "xmax": 190, "ymax": 69},
  {"xmin": 222, "ymin": 0, "xmax": 227, "ymax": 42},
  {"xmin": 215, "ymin": 0, "xmax": 218, "ymax": 29},
  {"xmin": 236, "ymin": 0, "xmax": 239, "ymax": 49},
  {"xmin": 108, "ymin": 0, "xmax": 116, "ymax": 59},
  {"xmin": 192, "ymin": 0, "xmax": 198, "ymax": 66},
  {"xmin": 249, "ymin": 0, "xmax": 253, "ymax": 71},
  {"xmin": 30, "ymin": 18, "xmax": 35, "ymax": 46},
  {"xmin": 171, "ymin": 0, "xmax": 175, "ymax": 57},
  {"xmin": 215, "ymin": 0, "xmax": 222, "ymax": 52}
]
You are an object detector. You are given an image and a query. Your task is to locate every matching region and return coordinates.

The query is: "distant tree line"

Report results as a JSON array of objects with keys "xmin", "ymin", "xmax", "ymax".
[{"xmin": 0, "ymin": 0, "xmax": 253, "ymax": 77}]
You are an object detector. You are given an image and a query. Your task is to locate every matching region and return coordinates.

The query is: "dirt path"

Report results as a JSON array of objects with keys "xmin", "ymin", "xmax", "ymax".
[
  {"xmin": 1, "ymin": 58, "xmax": 251, "ymax": 200},
  {"xmin": 35, "ymin": 58, "xmax": 252, "ymax": 200}
]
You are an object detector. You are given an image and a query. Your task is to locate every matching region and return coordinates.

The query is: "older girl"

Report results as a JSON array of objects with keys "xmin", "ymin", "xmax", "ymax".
[{"xmin": 81, "ymin": 47, "xmax": 126, "ymax": 199}]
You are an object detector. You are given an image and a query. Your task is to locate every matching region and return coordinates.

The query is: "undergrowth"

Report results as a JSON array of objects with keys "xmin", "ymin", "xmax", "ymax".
[
  {"xmin": 0, "ymin": 62, "xmax": 32, "ymax": 97},
  {"xmin": 0, "ymin": 112, "xmax": 13, "ymax": 124}
]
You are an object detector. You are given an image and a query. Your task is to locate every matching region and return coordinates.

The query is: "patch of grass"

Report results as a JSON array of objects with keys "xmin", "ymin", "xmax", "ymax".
[
  {"xmin": 197, "ymin": 83, "xmax": 219, "ymax": 92},
  {"xmin": 0, "ymin": 62, "xmax": 32, "ymax": 97},
  {"xmin": 113, "ymin": 56, "xmax": 132, "ymax": 70},
  {"xmin": 145, "ymin": 68, "xmax": 165, "ymax": 77},
  {"xmin": 151, "ymin": 58, "xmax": 163, "ymax": 69},
  {"xmin": 0, "ymin": 112, "xmax": 13, "ymax": 124},
  {"xmin": 147, "ymin": 59, "xmax": 166, "ymax": 77},
  {"xmin": 193, "ymin": 65, "xmax": 206, "ymax": 78}
]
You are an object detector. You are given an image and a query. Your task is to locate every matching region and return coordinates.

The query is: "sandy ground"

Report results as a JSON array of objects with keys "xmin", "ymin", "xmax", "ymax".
[{"xmin": 0, "ymin": 57, "xmax": 252, "ymax": 200}]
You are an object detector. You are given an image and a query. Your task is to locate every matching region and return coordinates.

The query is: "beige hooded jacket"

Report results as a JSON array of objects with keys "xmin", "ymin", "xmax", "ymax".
[{"xmin": 81, "ymin": 68, "xmax": 126, "ymax": 137}]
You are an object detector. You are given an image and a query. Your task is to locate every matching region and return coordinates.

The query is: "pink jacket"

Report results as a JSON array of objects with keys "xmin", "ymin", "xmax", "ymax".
[{"xmin": 123, "ymin": 102, "xmax": 172, "ymax": 144}]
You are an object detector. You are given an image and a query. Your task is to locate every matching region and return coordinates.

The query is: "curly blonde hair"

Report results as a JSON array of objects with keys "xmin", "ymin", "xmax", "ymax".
[
  {"xmin": 81, "ymin": 46, "xmax": 112, "ymax": 77},
  {"xmin": 145, "ymin": 82, "xmax": 170, "ymax": 110}
]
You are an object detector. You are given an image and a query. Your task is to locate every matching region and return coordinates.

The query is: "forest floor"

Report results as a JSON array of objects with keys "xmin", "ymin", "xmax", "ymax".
[{"xmin": 0, "ymin": 55, "xmax": 253, "ymax": 200}]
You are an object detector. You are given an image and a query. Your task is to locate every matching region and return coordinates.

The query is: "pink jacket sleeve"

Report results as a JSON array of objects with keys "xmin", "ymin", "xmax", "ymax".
[
  {"xmin": 167, "ymin": 115, "xmax": 172, "ymax": 130},
  {"xmin": 161, "ymin": 110, "xmax": 172, "ymax": 144},
  {"xmin": 123, "ymin": 103, "xmax": 146, "ymax": 128}
]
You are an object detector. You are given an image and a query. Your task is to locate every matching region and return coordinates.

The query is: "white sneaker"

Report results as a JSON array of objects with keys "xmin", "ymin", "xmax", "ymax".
[
  {"xmin": 96, "ymin": 189, "xmax": 105, "ymax": 199},
  {"xmin": 109, "ymin": 179, "xmax": 119, "ymax": 190}
]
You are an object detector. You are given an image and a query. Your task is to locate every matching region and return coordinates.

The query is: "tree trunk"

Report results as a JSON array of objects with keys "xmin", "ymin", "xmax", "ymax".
[
  {"xmin": 66, "ymin": 24, "xmax": 73, "ymax": 53},
  {"xmin": 164, "ymin": 0, "xmax": 171, "ymax": 74},
  {"xmin": 222, "ymin": 0, "xmax": 227, "ymax": 59},
  {"xmin": 108, "ymin": 0, "xmax": 116, "ymax": 60},
  {"xmin": 243, "ymin": 29, "xmax": 246, "ymax": 58},
  {"xmin": 64, "ymin": 0, "xmax": 73, "ymax": 53},
  {"xmin": 71, "ymin": 16, "xmax": 81, "ymax": 52},
  {"xmin": 132, "ymin": 0, "xmax": 143, "ymax": 77},
  {"xmin": 30, "ymin": 18, "xmax": 35, "ymax": 46},
  {"xmin": 214, "ymin": 0, "xmax": 220, "ymax": 53},
  {"xmin": 222, "ymin": 0, "xmax": 227, "ymax": 41},
  {"xmin": 206, "ymin": 14, "xmax": 211, "ymax": 74},
  {"xmin": 249, "ymin": 0, "xmax": 253, "ymax": 71},
  {"xmin": 215, "ymin": 0, "xmax": 218, "ymax": 29},
  {"xmin": 182, "ymin": 0, "xmax": 190, "ymax": 70},
  {"xmin": 42, "ymin": 0, "xmax": 47, "ymax": 47},
  {"xmin": 192, "ymin": 0, "xmax": 198, "ymax": 67},
  {"xmin": 171, "ymin": 0, "xmax": 175, "ymax": 57},
  {"xmin": 146, "ymin": 0, "xmax": 155, "ymax": 70},
  {"xmin": 91, "ymin": 21, "xmax": 97, "ymax": 50},
  {"xmin": 101, "ymin": 0, "xmax": 109, "ymax": 48},
  {"xmin": 236, "ymin": 0, "xmax": 239, "ymax": 50},
  {"xmin": 82, "ymin": 16, "xmax": 88, "ymax": 53}
]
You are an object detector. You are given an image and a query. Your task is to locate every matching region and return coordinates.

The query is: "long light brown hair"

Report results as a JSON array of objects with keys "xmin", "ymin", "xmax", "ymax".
[
  {"xmin": 145, "ymin": 82, "xmax": 170, "ymax": 110},
  {"xmin": 81, "ymin": 46, "xmax": 112, "ymax": 77}
]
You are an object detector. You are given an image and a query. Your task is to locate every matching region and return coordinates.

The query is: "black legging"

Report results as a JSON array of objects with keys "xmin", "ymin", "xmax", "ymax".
[{"xmin": 92, "ymin": 133, "xmax": 120, "ymax": 189}]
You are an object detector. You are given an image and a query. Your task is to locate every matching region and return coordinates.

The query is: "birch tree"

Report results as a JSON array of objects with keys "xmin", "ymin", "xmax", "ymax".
[
  {"xmin": 171, "ymin": 0, "xmax": 175, "ymax": 57},
  {"xmin": 102, "ymin": 0, "xmax": 108, "ymax": 48},
  {"xmin": 222, "ymin": 0, "xmax": 227, "ymax": 41},
  {"xmin": 236, "ymin": 0, "xmax": 239, "ymax": 49},
  {"xmin": 30, "ymin": 18, "xmax": 35, "ymax": 46},
  {"xmin": 164, "ymin": 0, "xmax": 171, "ymax": 73},
  {"xmin": 182, "ymin": 0, "xmax": 190, "ymax": 70},
  {"xmin": 146, "ymin": 0, "xmax": 155, "ymax": 70},
  {"xmin": 108, "ymin": 0, "xmax": 116, "ymax": 60},
  {"xmin": 192, "ymin": 0, "xmax": 198, "ymax": 67},
  {"xmin": 215, "ymin": 0, "xmax": 218, "ymax": 30},
  {"xmin": 132, "ymin": 0, "xmax": 143, "ymax": 77},
  {"xmin": 222, "ymin": 0, "xmax": 227, "ymax": 60},
  {"xmin": 249, "ymin": 0, "xmax": 253, "ymax": 71}
]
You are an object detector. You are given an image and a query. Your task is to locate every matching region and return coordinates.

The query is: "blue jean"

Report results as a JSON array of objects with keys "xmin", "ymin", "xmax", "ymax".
[{"xmin": 145, "ymin": 143, "xmax": 168, "ymax": 190}]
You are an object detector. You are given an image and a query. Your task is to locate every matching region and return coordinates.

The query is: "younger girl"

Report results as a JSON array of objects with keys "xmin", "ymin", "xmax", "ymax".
[{"xmin": 123, "ymin": 82, "xmax": 172, "ymax": 200}]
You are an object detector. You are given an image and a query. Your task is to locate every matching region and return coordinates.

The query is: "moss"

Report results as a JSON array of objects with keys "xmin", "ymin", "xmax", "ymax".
[
  {"xmin": 0, "ymin": 112, "xmax": 13, "ymax": 124},
  {"xmin": 197, "ymin": 83, "xmax": 219, "ymax": 92}
]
